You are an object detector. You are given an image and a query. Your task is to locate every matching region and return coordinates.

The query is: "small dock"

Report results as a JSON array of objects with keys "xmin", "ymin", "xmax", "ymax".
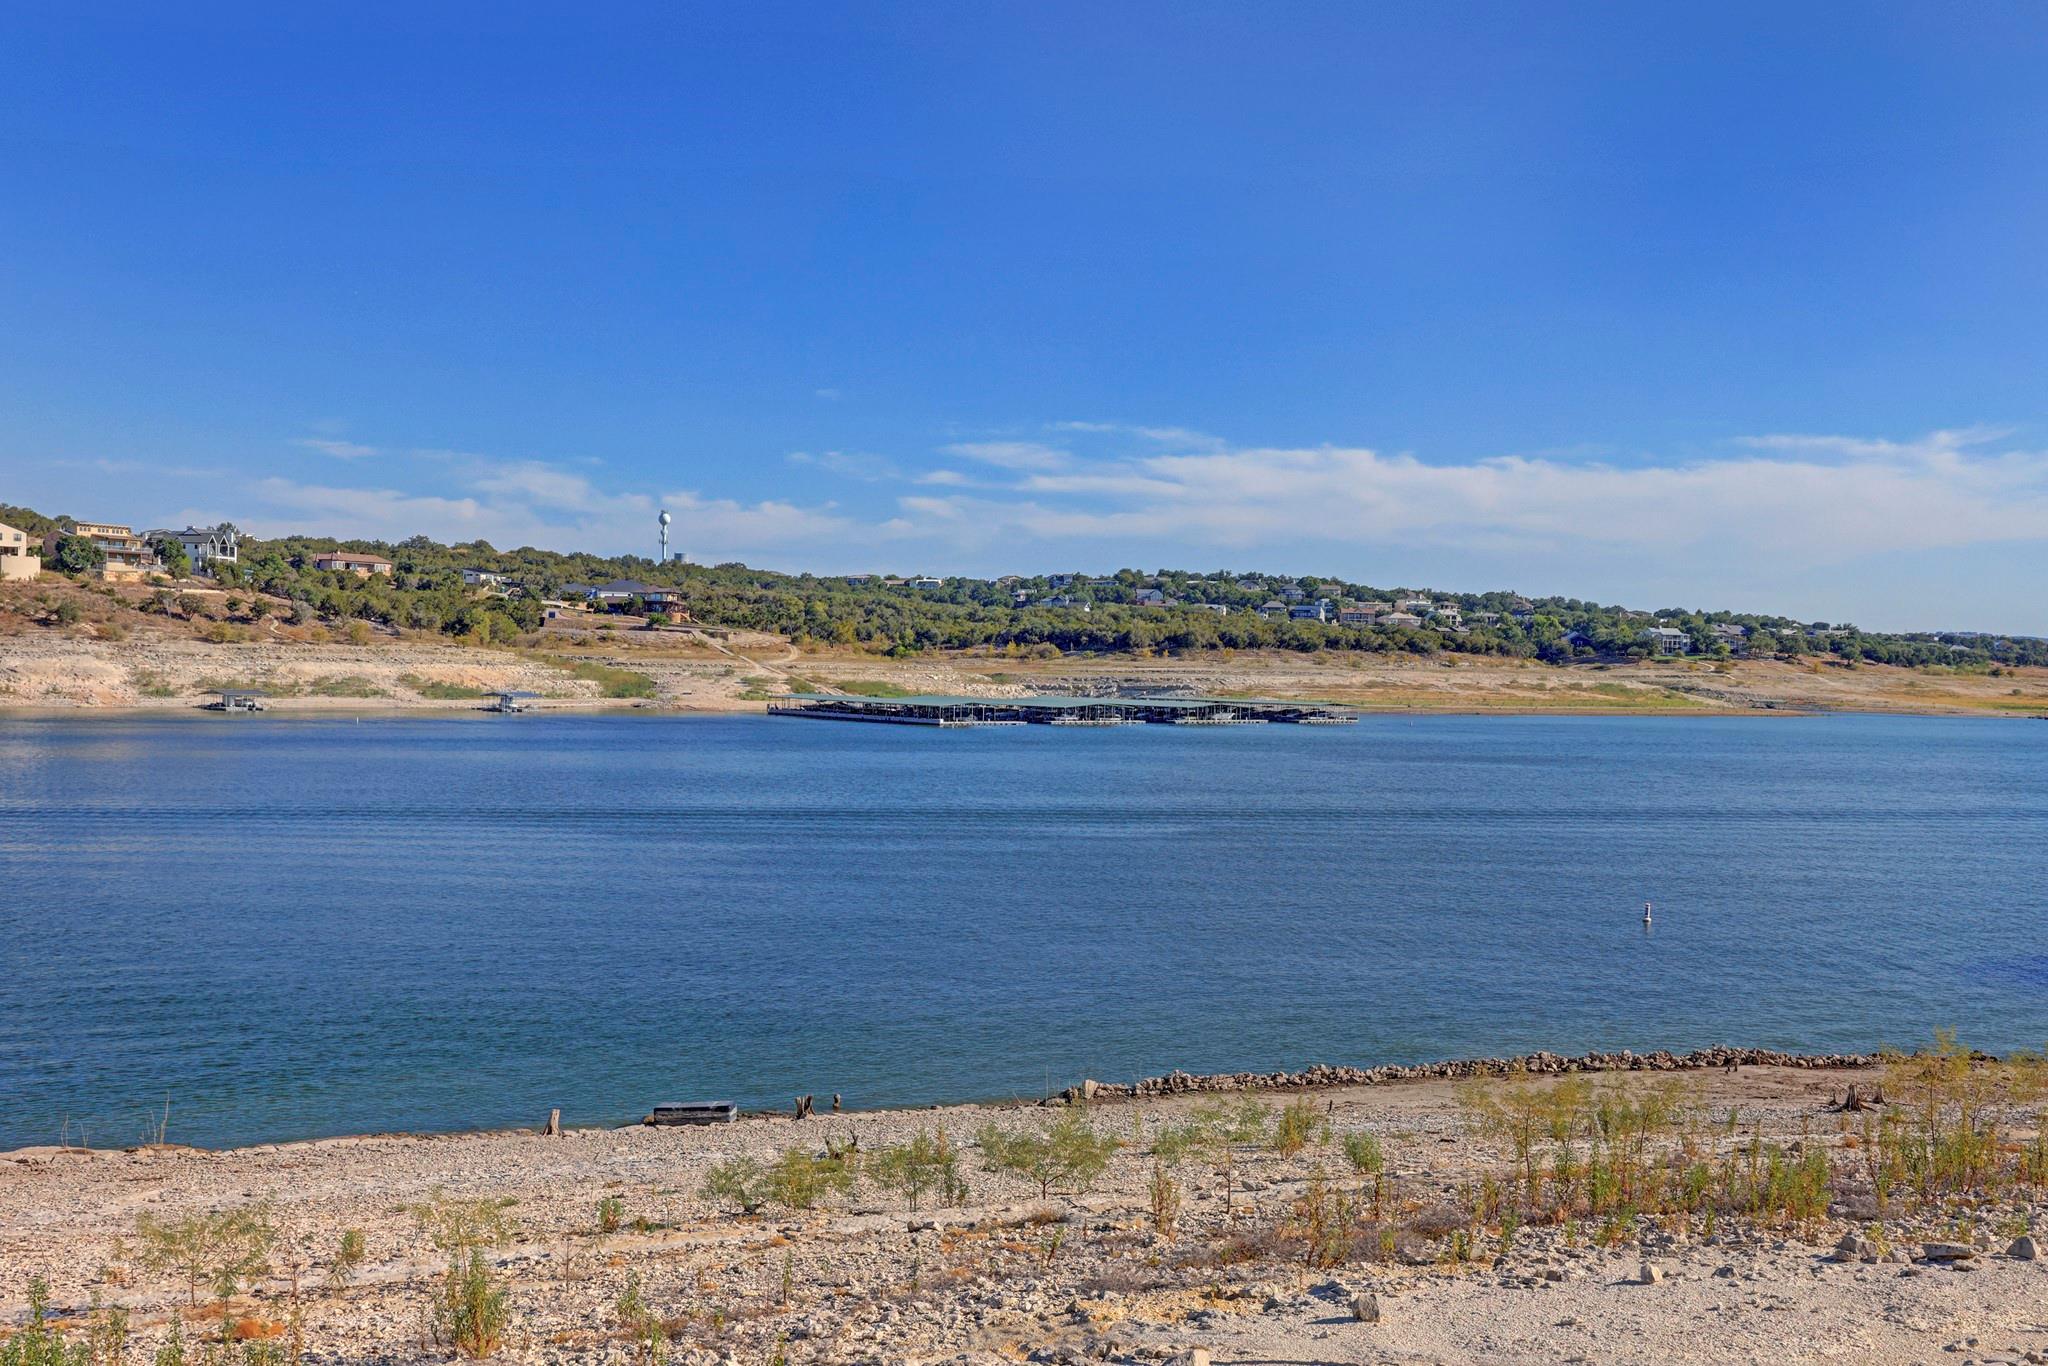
[{"xmin": 766, "ymin": 693, "xmax": 1356, "ymax": 727}]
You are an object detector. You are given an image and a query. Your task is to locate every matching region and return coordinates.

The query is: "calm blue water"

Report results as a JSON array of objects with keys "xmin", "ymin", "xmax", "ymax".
[{"xmin": 2, "ymin": 712, "xmax": 2043, "ymax": 1150}]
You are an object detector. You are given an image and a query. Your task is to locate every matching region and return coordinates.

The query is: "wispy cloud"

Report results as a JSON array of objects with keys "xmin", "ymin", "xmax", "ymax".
[
  {"xmin": 787, "ymin": 450, "xmax": 899, "ymax": 482},
  {"xmin": 293, "ymin": 437, "xmax": 380, "ymax": 459},
  {"xmin": 1050, "ymin": 420, "xmax": 1227, "ymax": 452},
  {"xmin": 941, "ymin": 440, "xmax": 1073, "ymax": 472}
]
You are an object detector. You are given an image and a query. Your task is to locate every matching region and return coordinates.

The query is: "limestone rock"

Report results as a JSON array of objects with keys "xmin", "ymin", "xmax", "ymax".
[
  {"xmin": 1636, "ymin": 1262, "xmax": 1664, "ymax": 1284},
  {"xmin": 1351, "ymin": 1291, "xmax": 1380, "ymax": 1323},
  {"xmin": 2008, "ymin": 1235, "xmax": 2041, "ymax": 1261}
]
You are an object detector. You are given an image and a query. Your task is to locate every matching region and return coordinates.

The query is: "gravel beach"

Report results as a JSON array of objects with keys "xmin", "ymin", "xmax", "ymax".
[{"xmin": 6, "ymin": 1062, "xmax": 2046, "ymax": 1365}]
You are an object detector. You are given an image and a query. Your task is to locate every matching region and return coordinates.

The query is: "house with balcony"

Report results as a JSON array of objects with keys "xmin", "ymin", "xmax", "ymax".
[
  {"xmin": 144, "ymin": 524, "xmax": 240, "ymax": 575},
  {"xmin": 1641, "ymin": 625, "xmax": 1692, "ymax": 654},
  {"xmin": 45, "ymin": 521, "xmax": 156, "ymax": 579}
]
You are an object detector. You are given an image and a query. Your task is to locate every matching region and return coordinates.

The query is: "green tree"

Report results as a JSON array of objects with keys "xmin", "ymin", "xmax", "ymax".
[
  {"xmin": 975, "ymin": 1111, "xmax": 1119, "ymax": 1200},
  {"xmin": 153, "ymin": 537, "xmax": 192, "ymax": 578},
  {"xmin": 52, "ymin": 534, "xmax": 105, "ymax": 575}
]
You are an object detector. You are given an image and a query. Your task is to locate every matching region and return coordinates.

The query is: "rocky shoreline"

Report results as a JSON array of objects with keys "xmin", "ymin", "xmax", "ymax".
[
  {"xmin": 1071, "ymin": 1045, "xmax": 1882, "ymax": 1102},
  {"xmin": 8, "ymin": 1062, "xmax": 2045, "ymax": 1365}
]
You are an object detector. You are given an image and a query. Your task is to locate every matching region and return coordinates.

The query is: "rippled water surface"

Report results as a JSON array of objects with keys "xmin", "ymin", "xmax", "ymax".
[{"xmin": 3, "ymin": 712, "xmax": 2043, "ymax": 1149}]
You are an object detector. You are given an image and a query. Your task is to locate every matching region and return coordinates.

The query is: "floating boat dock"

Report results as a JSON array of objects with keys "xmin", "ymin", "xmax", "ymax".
[{"xmin": 767, "ymin": 693, "xmax": 1356, "ymax": 727}]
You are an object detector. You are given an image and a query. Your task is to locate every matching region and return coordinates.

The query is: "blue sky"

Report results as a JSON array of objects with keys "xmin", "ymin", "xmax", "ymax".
[{"xmin": 4, "ymin": 4, "xmax": 2048, "ymax": 632}]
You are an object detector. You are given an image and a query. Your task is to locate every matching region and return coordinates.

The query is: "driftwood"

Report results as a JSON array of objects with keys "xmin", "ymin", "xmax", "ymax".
[
  {"xmin": 542, "ymin": 1108, "xmax": 561, "ymax": 1136},
  {"xmin": 831, "ymin": 1093, "xmax": 842, "ymax": 1114},
  {"xmin": 794, "ymin": 1094, "xmax": 814, "ymax": 1120},
  {"xmin": 1830, "ymin": 1083, "xmax": 1886, "ymax": 1112}
]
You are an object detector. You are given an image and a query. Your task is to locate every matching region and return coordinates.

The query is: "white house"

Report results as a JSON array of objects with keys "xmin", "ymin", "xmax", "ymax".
[
  {"xmin": 144, "ymin": 524, "xmax": 240, "ymax": 575},
  {"xmin": 0, "ymin": 521, "xmax": 40, "ymax": 581},
  {"xmin": 1642, "ymin": 626, "xmax": 1692, "ymax": 654}
]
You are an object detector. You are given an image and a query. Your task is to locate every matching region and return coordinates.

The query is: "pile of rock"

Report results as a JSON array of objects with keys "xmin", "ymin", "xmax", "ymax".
[{"xmin": 1067, "ymin": 1046, "xmax": 1885, "ymax": 1102}]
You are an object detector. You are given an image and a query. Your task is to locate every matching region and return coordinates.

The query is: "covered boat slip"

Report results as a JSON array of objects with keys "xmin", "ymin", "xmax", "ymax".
[{"xmin": 766, "ymin": 693, "xmax": 1357, "ymax": 727}]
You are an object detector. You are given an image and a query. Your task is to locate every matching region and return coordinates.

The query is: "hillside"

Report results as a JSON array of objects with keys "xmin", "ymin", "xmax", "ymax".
[
  {"xmin": 8, "ymin": 505, "xmax": 2047, "ymax": 670},
  {"xmin": 5, "ymin": 572, "xmax": 2047, "ymax": 717}
]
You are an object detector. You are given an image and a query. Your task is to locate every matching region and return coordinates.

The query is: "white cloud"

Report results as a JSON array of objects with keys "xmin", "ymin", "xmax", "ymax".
[
  {"xmin": 1050, "ymin": 420, "xmax": 1227, "ymax": 452},
  {"xmin": 941, "ymin": 440, "xmax": 1073, "ymax": 472},
  {"xmin": 293, "ymin": 437, "xmax": 380, "ymax": 459},
  {"xmin": 787, "ymin": 450, "xmax": 899, "ymax": 481}
]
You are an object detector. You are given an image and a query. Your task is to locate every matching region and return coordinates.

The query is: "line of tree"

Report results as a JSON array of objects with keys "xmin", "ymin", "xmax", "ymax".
[{"xmin": 11, "ymin": 503, "xmax": 2045, "ymax": 667}]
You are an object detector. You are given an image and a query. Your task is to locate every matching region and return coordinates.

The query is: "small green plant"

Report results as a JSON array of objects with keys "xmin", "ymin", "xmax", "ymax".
[
  {"xmin": 1272, "ymin": 1098, "xmax": 1329, "ymax": 1155},
  {"xmin": 327, "ymin": 1229, "xmax": 365, "ymax": 1293},
  {"xmin": 1341, "ymin": 1131, "xmax": 1383, "ymax": 1180},
  {"xmin": 411, "ymin": 1192, "xmax": 516, "ymax": 1359},
  {"xmin": 596, "ymin": 1196, "xmax": 625, "ymax": 1236},
  {"xmin": 870, "ymin": 1129, "xmax": 963, "ymax": 1211},
  {"xmin": 1, "ymin": 1276, "xmax": 87, "ymax": 1366},
  {"xmin": 1147, "ymin": 1160, "xmax": 1181, "ymax": 1240},
  {"xmin": 1154, "ymin": 1097, "xmax": 1270, "ymax": 1216},
  {"xmin": 152, "ymin": 1315, "xmax": 185, "ymax": 1366},
  {"xmin": 701, "ymin": 1157, "xmax": 768, "ymax": 1215},
  {"xmin": 135, "ymin": 1205, "xmax": 275, "ymax": 1312},
  {"xmin": 614, "ymin": 1271, "xmax": 665, "ymax": 1365},
  {"xmin": 436, "ymin": 1251, "xmax": 509, "ymax": 1360}
]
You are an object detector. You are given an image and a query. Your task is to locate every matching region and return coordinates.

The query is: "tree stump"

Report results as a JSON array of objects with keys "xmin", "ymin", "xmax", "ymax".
[
  {"xmin": 831, "ymin": 1093, "xmax": 842, "ymax": 1113},
  {"xmin": 794, "ymin": 1094, "xmax": 814, "ymax": 1120},
  {"xmin": 542, "ymin": 1108, "xmax": 561, "ymax": 1136}
]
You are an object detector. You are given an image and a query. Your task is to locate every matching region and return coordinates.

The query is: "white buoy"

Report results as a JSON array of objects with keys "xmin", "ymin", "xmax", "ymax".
[{"xmin": 1643, "ymin": 900, "xmax": 1653, "ymax": 925}]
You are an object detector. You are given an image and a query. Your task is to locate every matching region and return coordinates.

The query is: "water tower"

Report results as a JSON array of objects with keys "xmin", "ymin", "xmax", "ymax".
[{"xmin": 658, "ymin": 509, "xmax": 671, "ymax": 563}]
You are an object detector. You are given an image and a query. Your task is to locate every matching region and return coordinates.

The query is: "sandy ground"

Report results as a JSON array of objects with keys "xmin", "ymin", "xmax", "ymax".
[{"xmin": 5, "ymin": 1066, "xmax": 2043, "ymax": 1365}]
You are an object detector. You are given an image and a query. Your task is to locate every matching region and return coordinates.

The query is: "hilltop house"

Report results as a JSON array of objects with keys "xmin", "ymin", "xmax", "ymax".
[
  {"xmin": 1378, "ymin": 611, "xmax": 1424, "ymax": 628},
  {"xmin": 1134, "ymin": 587, "xmax": 1174, "ymax": 607},
  {"xmin": 0, "ymin": 521, "xmax": 40, "ymax": 581},
  {"xmin": 1257, "ymin": 599, "xmax": 1288, "ymax": 619},
  {"xmin": 46, "ymin": 521, "xmax": 156, "ymax": 579},
  {"xmin": 1641, "ymin": 626, "xmax": 1691, "ymax": 654},
  {"xmin": 1289, "ymin": 599, "xmax": 1332, "ymax": 622},
  {"xmin": 461, "ymin": 567, "xmax": 509, "ymax": 589},
  {"xmin": 311, "ymin": 550, "xmax": 394, "ymax": 577},
  {"xmin": 1336, "ymin": 604, "xmax": 1380, "ymax": 626},
  {"xmin": 589, "ymin": 578, "xmax": 655, "ymax": 605},
  {"xmin": 1711, "ymin": 623, "xmax": 1750, "ymax": 653},
  {"xmin": 144, "ymin": 524, "xmax": 240, "ymax": 575},
  {"xmin": 1044, "ymin": 595, "xmax": 1090, "ymax": 611},
  {"xmin": 906, "ymin": 575, "xmax": 943, "ymax": 589}
]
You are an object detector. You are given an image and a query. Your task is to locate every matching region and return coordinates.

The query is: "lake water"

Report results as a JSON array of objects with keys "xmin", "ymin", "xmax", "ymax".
[{"xmin": 2, "ymin": 712, "xmax": 2044, "ymax": 1151}]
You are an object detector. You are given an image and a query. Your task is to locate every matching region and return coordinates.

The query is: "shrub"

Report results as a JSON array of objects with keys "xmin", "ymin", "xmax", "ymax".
[
  {"xmin": 761, "ymin": 1147, "xmax": 854, "ymax": 1211},
  {"xmin": 1272, "ymin": 1098, "xmax": 1329, "ymax": 1155},
  {"xmin": 870, "ymin": 1128, "xmax": 966, "ymax": 1211},
  {"xmin": 614, "ymin": 1271, "xmax": 665, "ymax": 1365},
  {"xmin": 435, "ymin": 1251, "xmax": 509, "ymax": 1360},
  {"xmin": 976, "ymin": 1112, "xmax": 1119, "ymax": 1200},
  {"xmin": 701, "ymin": 1157, "xmax": 767, "ymax": 1215},
  {"xmin": 1341, "ymin": 1131, "xmax": 1384, "ymax": 1178},
  {"xmin": 135, "ymin": 1205, "xmax": 275, "ymax": 1309},
  {"xmin": 327, "ymin": 1229, "xmax": 365, "ymax": 1292},
  {"xmin": 596, "ymin": 1196, "xmax": 625, "ymax": 1235},
  {"xmin": 0, "ymin": 1276, "xmax": 86, "ymax": 1366}
]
